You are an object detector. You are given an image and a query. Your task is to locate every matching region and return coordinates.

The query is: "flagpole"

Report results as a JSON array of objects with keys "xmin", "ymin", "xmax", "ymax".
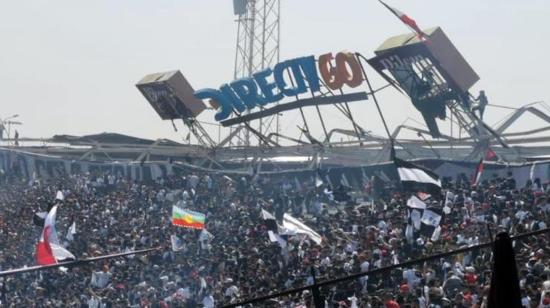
[
  {"xmin": 378, "ymin": 0, "xmax": 428, "ymax": 40},
  {"xmin": 0, "ymin": 247, "xmax": 160, "ymax": 277},
  {"xmin": 378, "ymin": 0, "xmax": 403, "ymax": 22}
]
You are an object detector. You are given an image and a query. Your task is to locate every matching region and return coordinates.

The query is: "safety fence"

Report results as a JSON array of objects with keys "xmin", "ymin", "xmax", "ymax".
[{"xmin": 222, "ymin": 228, "xmax": 550, "ymax": 307}]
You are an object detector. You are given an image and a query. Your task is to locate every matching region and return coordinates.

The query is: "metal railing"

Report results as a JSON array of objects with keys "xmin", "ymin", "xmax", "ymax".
[{"xmin": 222, "ymin": 227, "xmax": 550, "ymax": 307}]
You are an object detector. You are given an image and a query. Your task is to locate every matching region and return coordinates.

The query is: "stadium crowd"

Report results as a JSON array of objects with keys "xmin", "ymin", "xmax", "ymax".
[{"xmin": 0, "ymin": 166, "xmax": 549, "ymax": 307}]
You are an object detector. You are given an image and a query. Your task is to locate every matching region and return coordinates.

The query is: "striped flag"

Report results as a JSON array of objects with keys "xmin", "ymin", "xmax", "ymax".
[
  {"xmin": 172, "ymin": 206, "xmax": 205, "ymax": 229},
  {"xmin": 394, "ymin": 157, "xmax": 441, "ymax": 196},
  {"xmin": 379, "ymin": 1, "xmax": 428, "ymax": 40}
]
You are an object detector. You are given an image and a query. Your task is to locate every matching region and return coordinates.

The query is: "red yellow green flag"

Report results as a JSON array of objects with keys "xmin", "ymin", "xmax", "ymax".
[{"xmin": 172, "ymin": 206, "xmax": 205, "ymax": 229}]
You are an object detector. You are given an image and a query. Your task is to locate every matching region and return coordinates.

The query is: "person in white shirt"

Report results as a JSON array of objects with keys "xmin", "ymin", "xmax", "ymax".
[
  {"xmin": 403, "ymin": 268, "xmax": 421, "ymax": 290},
  {"xmin": 224, "ymin": 285, "xmax": 239, "ymax": 298},
  {"xmin": 202, "ymin": 294, "xmax": 215, "ymax": 308},
  {"xmin": 91, "ymin": 266, "xmax": 112, "ymax": 289}
]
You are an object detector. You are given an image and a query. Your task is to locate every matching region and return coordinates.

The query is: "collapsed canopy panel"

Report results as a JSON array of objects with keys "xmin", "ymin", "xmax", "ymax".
[
  {"xmin": 372, "ymin": 27, "xmax": 479, "ymax": 93},
  {"xmin": 136, "ymin": 70, "xmax": 206, "ymax": 120},
  {"xmin": 368, "ymin": 27, "xmax": 480, "ymax": 138}
]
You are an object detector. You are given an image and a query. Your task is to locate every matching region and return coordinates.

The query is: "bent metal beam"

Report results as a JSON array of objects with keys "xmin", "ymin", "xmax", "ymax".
[{"xmin": 220, "ymin": 92, "xmax": 369, "ymax": 127}]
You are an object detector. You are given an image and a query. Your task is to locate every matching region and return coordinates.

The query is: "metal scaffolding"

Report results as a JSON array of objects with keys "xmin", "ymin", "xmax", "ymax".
[{"xmin": 233, "ymin": 0, "xmax": 281, "ymax": 146}]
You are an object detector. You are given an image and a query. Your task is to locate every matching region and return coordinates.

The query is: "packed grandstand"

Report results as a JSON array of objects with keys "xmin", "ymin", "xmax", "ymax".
[{"xmin": 0, "ymin": 164, "xmax": 549, "ymax": 307}]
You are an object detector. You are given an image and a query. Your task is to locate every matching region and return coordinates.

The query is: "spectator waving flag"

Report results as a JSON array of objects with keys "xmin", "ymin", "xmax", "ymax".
[
  {"xmin": 35, "ymin": 205, "xmax": 75, "ymax": 265},
  {"xmin": 394, "ymin": 157, "xmax": 441, "ymax": 196},
  {"xmin": 172, "ymin": 206, "xmax": 205, "ymax": 229},
  {"xmin": 379, "ymin": 1, "xmax": 428, "ymax": 40}
]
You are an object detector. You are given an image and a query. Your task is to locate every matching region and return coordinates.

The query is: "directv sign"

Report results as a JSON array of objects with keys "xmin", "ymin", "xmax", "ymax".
[{"xmin": 194, "ymin": 52, "xmax": 365, "ymax": 121}]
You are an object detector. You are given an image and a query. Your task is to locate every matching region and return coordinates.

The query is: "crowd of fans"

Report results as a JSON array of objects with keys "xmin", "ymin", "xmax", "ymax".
[{"xmin": 0, "ymin": 166, "xmax": 549, "ymax": 307}]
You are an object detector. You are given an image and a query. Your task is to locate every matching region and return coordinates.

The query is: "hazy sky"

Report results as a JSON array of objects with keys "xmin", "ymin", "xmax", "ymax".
[{"xmin": 1, "ymin": 0, "xmax": 549, "ymax": 144}]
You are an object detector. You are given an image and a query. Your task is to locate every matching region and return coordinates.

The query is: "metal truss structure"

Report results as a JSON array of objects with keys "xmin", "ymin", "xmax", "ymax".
[
  {"xmin": 232, "ymin": 0, "xmax": 281, "ymax": 147},
  {"xmin": 371, "ymin": 54, "xmax": 513, "ymax": 160},
  {"xmin": 8, "ymin": 97, "xmax": 550, "ymax": 173},
  {"xmin": 5, "ymin": 13, "xmax": 550, "ymax": 173}
]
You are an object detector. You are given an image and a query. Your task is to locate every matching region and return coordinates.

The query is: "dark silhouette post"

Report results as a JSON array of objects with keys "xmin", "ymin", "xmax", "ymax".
[
  {"xmin": 488, "ymin": 232, "xmax": 522, "ymax": 308},
  {"xmin": 310, "ymin": 266, "xmax": 325, "ymax": 308}
]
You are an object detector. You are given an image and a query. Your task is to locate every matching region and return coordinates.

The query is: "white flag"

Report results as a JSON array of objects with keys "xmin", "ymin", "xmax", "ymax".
[
  {"xmin": 66, "ymin": 221, "xmax": 76, "ymax": 242},
  {"xmin": 260, "ymin": 209, "xmax": 276, "ymax": 221},
  {"xmin": 410, "ymin": 209, "xmax": 422, "ymax": 230},
  {"xmin": 199, "ymin": 229, "xmax": 214, "ymax": 241},
  {"xmin": 268, "ymin": 230, "xmax": 287, "ymax": 248},
  {"xmin": 55, "ymin": 190, "xmax": 64, "ymax": 201},
  {"xmin": 421, "ymin": 209, "xmax": 442, "ymax": 227},
  {"xmin": 431, "ymin": 225, "xmax": 442, "ymax": 241},
  {"xmin": 282, "ymin": 213, "xmax": 322, "ymax": 245},
  {"xmin": 171, "ymin": 235, "xmax": 185, "ymax": 252},
  {"xmin": 407, "ymin": 195, "xmax": 427, "ymax": 210}
]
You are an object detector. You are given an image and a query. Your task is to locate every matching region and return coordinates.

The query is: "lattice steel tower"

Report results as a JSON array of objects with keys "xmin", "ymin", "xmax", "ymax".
[{"xmin": 232, "ymin": 0, "xmax": 281, "ymax": 146}]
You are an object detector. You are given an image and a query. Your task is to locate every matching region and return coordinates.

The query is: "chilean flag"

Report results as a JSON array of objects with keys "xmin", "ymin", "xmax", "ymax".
[
  {"xmin": 472, "ymin": 158, "xmax": 484, "ymax": 187},
  {"xmin": 379, "ymin": 1, "xmax": 428, "ymax": 40},
  {"xmin": 485, "ymin": 148, "xmax": 498, "ymax": 161},
  {"xmin": 36, "ymin": 226, "xmax": 57, "ymax": 265},
  {"xmin": 35, "ymin": 205, "xmax": 75, "ymax": 265}
]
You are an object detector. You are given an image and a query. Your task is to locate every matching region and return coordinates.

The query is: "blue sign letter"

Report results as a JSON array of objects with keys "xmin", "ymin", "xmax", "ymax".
[
  {"xmin": 194, "ymin": 88, "xmax": 233, "ymax": 121},
  {"xmin": 298, "ymin": 56, "xmax": 321, "ymax": 93},
  {"xmin": 253, "ymin": 68, "xmax": 283, "ymax": 104},
  {"xmin": 220, "ymin": 84, "xmax": 246, "ymax": 113},
  {"xmin": 274, "ymin": 60, "xmax": 307, "ymax": 97},
  {"xmin": 230, "ymin": 77, "xmax": 266, "ymax": 109}
]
